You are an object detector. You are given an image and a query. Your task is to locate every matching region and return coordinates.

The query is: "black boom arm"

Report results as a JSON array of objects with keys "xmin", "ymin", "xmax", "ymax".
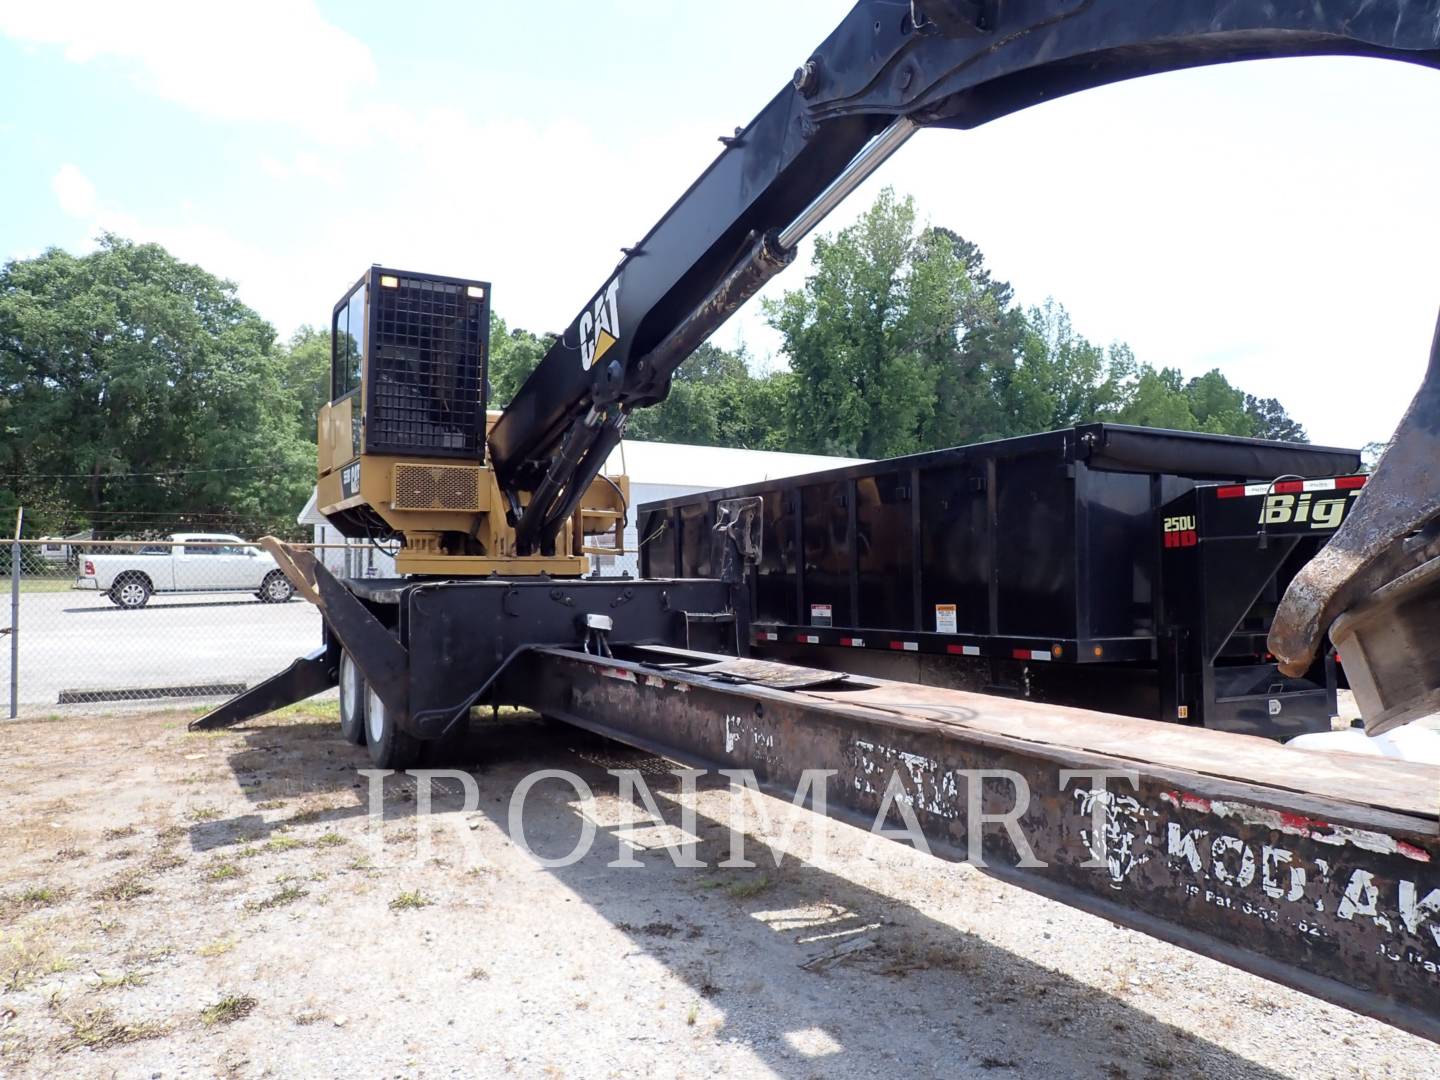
[{"xmin": 488, "ymin": 0, "xmax": 1440, "ymax": 556}]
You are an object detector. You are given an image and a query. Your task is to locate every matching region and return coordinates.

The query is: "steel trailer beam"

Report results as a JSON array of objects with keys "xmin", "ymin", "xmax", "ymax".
[{"xmin": 504, "ymin": 646, "xmax": 1440, "ymax": 1042}]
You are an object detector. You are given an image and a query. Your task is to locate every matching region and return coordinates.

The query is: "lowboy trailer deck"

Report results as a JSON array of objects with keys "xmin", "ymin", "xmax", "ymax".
[
  {"xmin": 200, "ymin": 555, "xmax": 1440, "ymax": 1042},
  {"xmin": 498, "ymin": 643, "xmax": 1440, "ymax": 1043}
]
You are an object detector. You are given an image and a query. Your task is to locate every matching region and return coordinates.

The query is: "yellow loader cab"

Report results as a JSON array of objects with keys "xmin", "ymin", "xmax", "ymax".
[{"xmin": 314, "ymin": 267, "xmax": 626, "ymax": 576}]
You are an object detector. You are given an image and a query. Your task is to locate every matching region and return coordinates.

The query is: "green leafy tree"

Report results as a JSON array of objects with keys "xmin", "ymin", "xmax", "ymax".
[
  {"xmin": 923, "ymin": 227, "xmax": 1029, "ymax": 444},
  {"xmin": 995, "ymin": 300, "xmax": 1133, "ymax": 433},
  {"xmin": 627, "ymin": 342, "xmax": 795, "ymax": 450},
  {"xmin": 0, "ymin": 235, "xmax": 312, "ymax": 537},
  {"xmin": 1243, "ymin": 394, "xmax": 1307, "ymax": 441},
  {"xmin": 279, "ymin": 326, "xmax": 331, "ymax": 442},
  {"xmin": 763, "ymin": 188, "xmax": 976, "ymax": 457},
  {"xmin": 1114, "ymin": 365, "xmax": 1200, "ymax": 430},
  {"xmin": 488, "ymin": 315, "xmax": 553, "ymax": 408},
  {"xmin": 484, "ymin": 191, "xmax": 1311, "ymax": 462}
]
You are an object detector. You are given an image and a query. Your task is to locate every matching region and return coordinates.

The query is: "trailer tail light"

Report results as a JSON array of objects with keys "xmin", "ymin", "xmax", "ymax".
[{"xmin": 84, "ymin": 560, "xmax": 94, "ymax": 576}]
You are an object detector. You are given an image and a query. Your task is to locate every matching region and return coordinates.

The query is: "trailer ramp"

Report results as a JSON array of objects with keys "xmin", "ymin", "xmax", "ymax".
[{"xmin": 504, "ymin": 645, "xmax": 1440, "ymax": 1042}]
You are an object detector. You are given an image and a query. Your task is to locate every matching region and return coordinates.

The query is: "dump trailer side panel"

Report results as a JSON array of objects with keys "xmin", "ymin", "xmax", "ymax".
[{"xmin": 639, "ymin": 425, "xmax": 1361, "ymax": 734}]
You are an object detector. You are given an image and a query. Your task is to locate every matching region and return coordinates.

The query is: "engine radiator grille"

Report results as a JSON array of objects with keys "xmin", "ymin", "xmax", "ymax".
[{"xmin": 392, "ymin": 463, "xmax": 484, "ymax": 512}]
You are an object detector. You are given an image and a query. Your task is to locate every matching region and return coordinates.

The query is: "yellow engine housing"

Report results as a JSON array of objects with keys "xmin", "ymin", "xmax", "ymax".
[{"xmin": 316, "ymin": 403, "xmax": 626, "ymax": 577}]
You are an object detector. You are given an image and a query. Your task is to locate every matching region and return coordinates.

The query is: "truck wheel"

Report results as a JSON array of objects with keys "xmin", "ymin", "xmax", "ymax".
[
  {"xmin": 365, "ymin": 684, "xmax": 420, "ymax": 769},
  {"xmin": 109, "ymin": 575, "xmax": 152, "ymax": 609},
  {"xmin": 338, "ymin": 651, "xmax": 366, "ymax": 746},
  {"xmin": 259, "ymin": 571, "xmax": 294, "ymax": 603}
]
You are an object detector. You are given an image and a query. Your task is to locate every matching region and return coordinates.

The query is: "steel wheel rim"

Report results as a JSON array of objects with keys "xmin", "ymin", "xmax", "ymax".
[
  {"xmin": 341, "ymin": 654, "xmax": 360, "ymax": 727},
  {"xmin": 267, "ymin": 576, "xmax": 289, "ymax": 601},
  {"xmin": 119, "ymin": 582, "xmax": 144, "ymax": 606},
  {"xmin": 366, "ymin": 686, "xmax": 385, "ymax": 745}
]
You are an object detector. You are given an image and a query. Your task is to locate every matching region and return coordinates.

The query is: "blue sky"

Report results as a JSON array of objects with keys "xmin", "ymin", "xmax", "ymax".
[{"xmin": 3, "ymin": 1, "xmax": 1438, "ymax": 448}]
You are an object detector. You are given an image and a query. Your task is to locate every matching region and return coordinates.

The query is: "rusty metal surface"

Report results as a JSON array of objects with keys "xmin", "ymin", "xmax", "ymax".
[
  {"xmin": 1330, "ymin": 555, "xmax": 1440, "ymax": 736},
  {"xmin": 256, "ymin": 536, "xmax": 323, "ymax": 608},
  {"xmin": 505, "ymin": 646, "xmax": 1440, "ymax": 1042},
  {"xmin": 794, "ymin": 678, "xmax": 1440, "ymax": 822},
  {"xmin": 678, "ymin": 656, "xmax": 855, "ymax": 691},
  {"xmin": 1272, "ymin": 309, "xmax": 1440, "ymax": 691}
]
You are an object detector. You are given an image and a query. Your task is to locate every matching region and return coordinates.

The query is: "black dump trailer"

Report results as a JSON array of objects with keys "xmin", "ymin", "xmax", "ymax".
[{"xmin": 638, "ymin": 424, "xmax": 1364, "ymax": 739}]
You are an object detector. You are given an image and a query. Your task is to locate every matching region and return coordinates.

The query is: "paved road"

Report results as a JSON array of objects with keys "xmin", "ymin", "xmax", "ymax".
[{"xmin": 2, "ymin": 587, "xmax": 322, "ymax": 714}]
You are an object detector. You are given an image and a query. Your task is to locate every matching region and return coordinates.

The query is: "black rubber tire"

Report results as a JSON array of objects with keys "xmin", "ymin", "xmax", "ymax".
[
  {"xmin": 364, "ymin": 684, "xmax": 421, "ymax": 769},
  {"xmin": 338, "ymin": 651, "xmax": 367, "ymax": 746},
  {"xmin": 259, "ymin": 571, "xmax": 294, "ymax": 603},
  {"xmin": 109, "ymin": 574, "xmax": 152, "ymax": 609}
]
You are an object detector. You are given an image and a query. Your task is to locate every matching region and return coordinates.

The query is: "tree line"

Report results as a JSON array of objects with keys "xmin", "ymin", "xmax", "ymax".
[
  {"xmin": 2, "ymin": 193, "xmax": 1305, "ymax": 537},
  {"xmin": 492, "ymin": 189, "xmax": 1303, "ymax": 456}
]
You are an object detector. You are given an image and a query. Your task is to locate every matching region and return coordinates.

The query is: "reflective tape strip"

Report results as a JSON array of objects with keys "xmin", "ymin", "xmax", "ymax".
[
  {"xmin": 946, "ymin": 644, "xmax": 980, "ymax": 656},
  {"xmin": 839, "ymin": 637, "xmax": 865, "ymax": 647},
  {"xmin": 1216, "ymin": 476, "xmax": 1366, "ymax": 499},
  {"xmin": 889, "ymin": 641, "xmax": 919, "ymax": 652},
  {"xmin": 1012, "ymin": 648, "xmax": 1051, "ymax": 662}
]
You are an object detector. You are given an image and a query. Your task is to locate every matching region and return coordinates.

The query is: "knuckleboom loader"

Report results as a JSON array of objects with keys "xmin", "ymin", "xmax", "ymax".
[
  {"xmin": 315, "ymin": 267, "xmax": 626, "ymax": 576},
  {"xmin": 209, "ymin": 1, "xmax": 1440, "ymax": 763},
  {"xmin": 200, "ymin": 4, "xmax": 1440, "ymax": 1038}
]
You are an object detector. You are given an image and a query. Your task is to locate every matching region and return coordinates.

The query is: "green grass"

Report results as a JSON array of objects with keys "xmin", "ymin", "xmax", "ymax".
[
  {"xmin": 199, "ymin": 994, "xmax": 257, "ymax": 1026},
  {"xmin": 724, "ymin": 874, "xmax": 774, "ymax": 900},
  {"xmin": 206, "ymin": 863, "xmax": 241, "ymax": 883},
  {"xmin": 267, "ymin": 699, "xmax": 340, "ymax": 722},
  {"xmin": 145, "ymin": 851, "xmax": 186, "ymax": 872},
  {"xmin": 388, "ymin": 890, "xmax": 432, "ymax": 912},
  {"xmin": 94, "ymin": 874, "xmax": 153, "ymax": 902},
  {"xmin": 2, "ymin": 577, "xmax": 75, "ymax": 594},
  {"xmin": 95, "ymin": 969, "xmax": 148, "ymax": 991},
  {"xmin": 15, "ymin": 885, "xmax": 65, "ymax": 908},
  {"xmin": 245, "ymin": 884, "xmax": 307, "ymax": 913},
  {"xmin": 54, "ymin": 1002, "xmax": 166, "ymax": 1048}
]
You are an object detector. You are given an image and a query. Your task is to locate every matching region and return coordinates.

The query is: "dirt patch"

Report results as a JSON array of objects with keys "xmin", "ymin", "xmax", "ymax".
[{"xmin": 0, "ymin": 706, "xmax": 1437, "ymax": 1078}]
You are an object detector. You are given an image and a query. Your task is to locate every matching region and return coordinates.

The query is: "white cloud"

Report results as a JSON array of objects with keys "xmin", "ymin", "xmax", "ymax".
[
  {"xmin": 257, "ymin": 150, "xmax": 343, "ymax": 187},
  {"xmin": 0, "ymin": 1, "xmax": 376, "ymax": 141},
  {"xmin": 51, "ymin": 163, "xmax": 97, "ymax": 218}
]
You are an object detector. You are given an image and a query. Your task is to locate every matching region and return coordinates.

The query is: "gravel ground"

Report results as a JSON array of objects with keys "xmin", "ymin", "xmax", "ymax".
[{"xmin": 1, "ymin": 705, "xmax": 1437, "ymax": 1079}]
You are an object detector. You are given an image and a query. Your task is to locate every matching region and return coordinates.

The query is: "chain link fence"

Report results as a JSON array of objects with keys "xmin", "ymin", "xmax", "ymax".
[{"xmin": 3, "ymin": 537, "xmax": 326, "ymax": 719}]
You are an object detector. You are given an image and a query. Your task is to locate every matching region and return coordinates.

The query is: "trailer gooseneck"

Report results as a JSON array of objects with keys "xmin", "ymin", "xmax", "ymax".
[{"xmin": 201, "ymin": 0, "xmax": 1440, "ymax": 1044}]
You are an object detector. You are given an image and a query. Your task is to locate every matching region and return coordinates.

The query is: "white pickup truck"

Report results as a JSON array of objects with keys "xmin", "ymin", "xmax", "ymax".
[{"xmin": 77, "ymin": 533, "xmax": 296, "ymax": 609}]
